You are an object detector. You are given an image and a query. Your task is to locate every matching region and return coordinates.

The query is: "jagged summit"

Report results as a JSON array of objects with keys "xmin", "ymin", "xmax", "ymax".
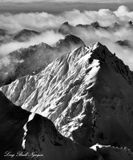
[
  {"xmin": 1, "ymin": 41, "xmax": 133, "ymax": 159},
  {"xmin": 91, "ymin": 42, "xmax": 133, "ymax": 84},
  {"xmin": 1, "ymin": 41, "xmax": 133, "ymax": 154},
  {"xmin": 58, "ymin": 21, "xmax": 73, "ymax": 34}
]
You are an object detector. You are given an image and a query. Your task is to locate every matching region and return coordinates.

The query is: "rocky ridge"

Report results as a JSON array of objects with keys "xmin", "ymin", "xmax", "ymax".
[
  {"xmin": 0, "ymin": 34, "xmax": 83, "ymax": 86},
  {"xmin": 1, "ymin": 41, "xmax": 133, "ymax": 155}
]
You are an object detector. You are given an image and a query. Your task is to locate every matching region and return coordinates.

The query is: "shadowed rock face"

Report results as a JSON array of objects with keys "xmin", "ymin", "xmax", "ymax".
[
  {"xmin": 0, "ymin": 91, "xmax": 133, "ymax": 160},
  {"xmin": 24, "ymin": 114, "xmax": 100, "ymax": 160},
  {"xmin": 1, "ymin": 42, "xmax": 133, "ymax": 159},
  {"xmin": 0, "ymin": 92, "xmax": 30, "ymax": 155},
  {"xmin": 0, "ymin": 91, "xmax": 100, "ymax": 160}
]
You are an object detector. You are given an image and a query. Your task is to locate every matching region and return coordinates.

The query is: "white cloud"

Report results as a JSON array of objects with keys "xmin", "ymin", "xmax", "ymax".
[
  {"xmin": 0, "ymin": 7, "xmax": 128, "ymax": 34},
  {"xmin": 1, "ymin": 5, "xmax": 133, "ymax": 34},
  {"xmin": 74, "ymin": 28, "xmax": 133, "ymax": 69},
  {"xmin": 0, "ymin": 5, "xmax": 133, "ymax": 70},
  {"xmin": 0, "ymin": 12, "xmax": 65, "ymax": 33}
]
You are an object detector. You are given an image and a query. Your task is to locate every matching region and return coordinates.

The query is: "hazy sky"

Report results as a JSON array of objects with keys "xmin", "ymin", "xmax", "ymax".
[
  {"xmin": 0, "ymin": 0, "xmax": 133, "ymax": 13},
  {"xmin": 0, "ymin": 0, "xmax": 133, "ymax": 3}
]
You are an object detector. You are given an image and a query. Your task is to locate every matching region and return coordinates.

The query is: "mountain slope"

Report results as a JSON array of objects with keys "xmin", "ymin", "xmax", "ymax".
[{"xmin": 1, "ymin": 42, "xmax": 133, "ymax": 152}]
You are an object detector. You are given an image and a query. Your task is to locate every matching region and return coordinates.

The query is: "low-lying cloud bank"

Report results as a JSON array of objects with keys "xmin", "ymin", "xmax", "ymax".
[
  {"xmin": 0, "ymin": 5, "xmax": 132, "ymax": 32},
  {"xmin": 0, "ymin": 5, "xmax": 133, "ymax": 70}
]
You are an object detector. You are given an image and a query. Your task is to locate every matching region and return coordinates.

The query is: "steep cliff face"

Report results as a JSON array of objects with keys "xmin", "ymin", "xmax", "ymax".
[{"xmin": 1, "ymin": 42, "xmax": 133, "ymax": 152}]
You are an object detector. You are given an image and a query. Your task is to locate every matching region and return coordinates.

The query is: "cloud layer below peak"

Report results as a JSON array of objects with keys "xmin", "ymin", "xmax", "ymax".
[
  {"xmin": 0, "ymin": 5, "xmax": 132, "ymax": 33},
  {"xmin": 0, "ymin": 5, "xmax": 133, "ymax": 70}
]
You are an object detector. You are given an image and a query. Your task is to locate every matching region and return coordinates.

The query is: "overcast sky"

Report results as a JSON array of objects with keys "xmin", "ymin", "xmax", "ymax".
[
  {"xmin": 0, "ymin": 0, "xmax": 133, "ymax": 3},
  {"xmin": 0, "ymin": 0, "xmax": 132, "ymax": 14}
]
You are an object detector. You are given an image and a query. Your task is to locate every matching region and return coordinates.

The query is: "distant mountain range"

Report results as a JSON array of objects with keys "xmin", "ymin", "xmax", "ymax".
[{"xmin": 0, "ymin": 28, "xmax": 40, "ymax": 45}]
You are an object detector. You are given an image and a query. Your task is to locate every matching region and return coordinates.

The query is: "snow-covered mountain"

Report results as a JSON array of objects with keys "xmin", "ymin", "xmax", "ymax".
[{"xmin": 1, "ymin": 41, "xmax": 133, "ymax": 156}]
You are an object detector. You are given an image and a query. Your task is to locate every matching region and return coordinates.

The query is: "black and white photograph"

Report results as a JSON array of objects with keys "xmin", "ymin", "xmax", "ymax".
[{"xmin": 0, "ymin": 0, "xmax": 133, "ymax": 159}]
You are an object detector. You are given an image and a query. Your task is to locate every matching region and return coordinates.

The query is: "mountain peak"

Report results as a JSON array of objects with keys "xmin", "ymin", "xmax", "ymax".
[
  {"xmin": 85, "ymin": 42, "xmax": 133, "ymax": 85},
  {"xmin": 1, "ymin": 42, "xmax": 133, "ymax": 153}
]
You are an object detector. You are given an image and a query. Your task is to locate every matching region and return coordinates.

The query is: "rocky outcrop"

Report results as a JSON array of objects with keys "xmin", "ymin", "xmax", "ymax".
[{"xmin": 1, "ymin": 42, "xmax": 133, "ymax": 154}]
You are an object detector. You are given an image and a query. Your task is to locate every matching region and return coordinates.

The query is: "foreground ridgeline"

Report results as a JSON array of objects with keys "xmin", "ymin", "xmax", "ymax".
[
  {"xmin": 0, "ymin": 91, "xmax": 100, "ymax": 160},
  {"xmin": 0, "ymin": 41, "xmax": 133, "ymax": 160}
]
